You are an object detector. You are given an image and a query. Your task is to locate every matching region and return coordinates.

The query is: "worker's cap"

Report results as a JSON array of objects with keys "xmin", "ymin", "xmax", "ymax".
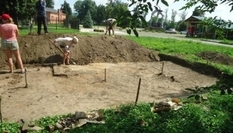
[
  {"xmin": 0, "ymin": 14, "xmax": 11, "ymax": 20},
  {"xmin": 72, "ymin": 36, "xmax": 79, "ymax": 44}
]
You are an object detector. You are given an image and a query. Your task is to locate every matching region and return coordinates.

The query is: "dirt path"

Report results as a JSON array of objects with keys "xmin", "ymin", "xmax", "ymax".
[{"xmin": 0, "ymin": 61, "xmax": 217, "ymax": 122}]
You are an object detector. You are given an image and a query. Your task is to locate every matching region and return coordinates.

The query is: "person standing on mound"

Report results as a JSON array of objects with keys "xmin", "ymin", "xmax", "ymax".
[
  {"xmin": 54, "ymin": 36, "xmax": 79, "ymax": 65},
  {"xmin": 104, "ymin": 18, "xmax": 116, "ymax": 36},
  {"xmin": 35, "ymin": 0, "xmax": 48, "ymax": 35},
  {"xmin": 0, "ymin": 14, "xmax": 25, "ymax": 73}
]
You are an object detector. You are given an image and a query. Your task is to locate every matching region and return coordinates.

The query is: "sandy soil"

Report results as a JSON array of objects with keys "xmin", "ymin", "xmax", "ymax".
[
  {"xmin": 0, "ymin": 61, "xmax": 217, "ymax": 122},
  {"xmin": 0, "ymin": 33, "xmax": 226, "ymax": 122}
]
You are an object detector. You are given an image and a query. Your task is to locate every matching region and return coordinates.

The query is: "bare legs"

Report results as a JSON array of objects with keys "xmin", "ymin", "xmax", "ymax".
[
  {"xmin": 105, "ymin": 26, "xmax": 109, "ymax": 35},
  {"xmin": 62, "ymin": 49, "xmax": 70, "ymax": 65},
  {"xmin": 5, "ymin": 50, "xmax": 14, "ymax": 72},
  {"xmin": 112, "ymin": 29, "xmax": 115, "ymax": 36},
  {"xmin": 5, "ymin": 49, "xmax": 24, "ymax": 73},
  {"xmin": 108, "ymin": 28, "xmax": 115, "ymax": 36}
]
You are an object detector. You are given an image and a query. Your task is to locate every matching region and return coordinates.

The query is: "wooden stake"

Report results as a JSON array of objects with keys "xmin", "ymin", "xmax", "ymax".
[
  {"xmin": 135, "ymin": 78, "xmax": 142, "ymax": 105},
  {"xmin": 25, "ymin": 69, "xmax": 28, "ymax": 88},
  {"xmin": 161, "ymin": 61, "xmax": 164, "ymax": 74},
  {"xmin": 0, "ymin": 96, "xmax": 2, "ymax": 123},
  {"xmin": 104, "ymin": 68, "xmax": 107, "ymax": 82}
]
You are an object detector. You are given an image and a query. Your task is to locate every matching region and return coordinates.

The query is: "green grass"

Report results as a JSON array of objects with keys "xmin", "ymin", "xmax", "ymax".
[
  {"xmin": 19, "ymin": 27, "xmax": 80, "ymax": 36},
  {"xmin": 200, "ymin": 38, "xmax": 233, "ymax": 46},
  {"xmin": 69, "ymin": 91, "xmax": 233, "ymax": 133},
  {"xmin": 126, "ymin": 36, "xmax": 233, "ymax": 74},
  {"xmin": 1, "ymin": 30, "xmax": 233, "ymax": 133},
  {"xmin": 2, "ymin": 87, "xmax": 233, "ymax": 133},
  {"xmin": 18, "ymin": 27, "xmax": 101, "ymax": 36},
  {"xmin": 127, "ymin": 36, "xmax": 233, "ymax": 57},
  {"xmin": 220, "ymin": 39, "xmax": 233, "ymax": 45}
]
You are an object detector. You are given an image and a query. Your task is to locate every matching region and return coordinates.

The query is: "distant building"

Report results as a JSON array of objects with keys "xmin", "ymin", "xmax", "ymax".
[
  {"xmin": 185, "ymin": 15, "xmax": 233, "ymax": 39},
  {"xmin": 46, "ymin": 8, "xmax": 66, "ymax": 24}
]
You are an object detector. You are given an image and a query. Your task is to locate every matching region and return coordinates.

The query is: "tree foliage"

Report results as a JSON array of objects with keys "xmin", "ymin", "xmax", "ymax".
[
  {"xmin": 105, "ymin": 0, "xmax": 128, "ymax": 27},
  {"xmin": 179, "ymin": 10, "xmax": 188, "ymax": 21},
  {"xmin": 192, "ymin": 7, "xmax": 205, "ymax": 16},
  {"xmin": 74, "ymin": 0, "xmax": 97, "ymax": 23},
  {"xmin": 176, "ymin": 20, "xmax": 187, "ymax": 31},
  {"xmin": 1, "ymin": 0, "xmax": 232, "ymax": 37},
  {"xmin": 176, "ymin": 0, "xmax": 233, "ymax": 13},
  {"xmin": 83, "ymin": 10, "xmax": 93, "ymax": 28},
  {"xmin": 0, "ymin": 0, "xmax": 36, "ymax": 25},
  {"xmin": 176, "ymin": 10, "xmax": 188, "ymax": 31},
  {"xmin": 61, "ymin": 0, "xmax": 72, "ymax": 18},
  {"xmin": 120, "ymin": 0, "xmax": 233, "ymax": 36},
  {"xmin": 96, "ymin": 5, "xmax": 107, "ymax": 24},
  {"xmin": 45, "ymin": 0, "xmax": 54, "ymax": 8}
]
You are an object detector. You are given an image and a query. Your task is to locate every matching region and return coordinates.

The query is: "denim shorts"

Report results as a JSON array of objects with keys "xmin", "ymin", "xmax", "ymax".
[{"xmin": 1, "ymin": 39, "xmax": 19, "ymax": 50}]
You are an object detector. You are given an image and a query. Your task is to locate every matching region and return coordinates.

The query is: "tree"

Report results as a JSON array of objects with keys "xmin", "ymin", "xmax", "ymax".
[
  {"xmin": 45, "ymin": 0, "xmax": 54, "ymax": 8},
  {"xmin": 74, "ymin": 0, "xmax": 97, "ymax": 23},
  {"xmin": 179, "ymin": 10, "xmax": 188, "ymax": 21},
  {"xmin": 177, "ymin": 0, "xmax": 233, "ymax": 13},
  {"xmin": 117, "ymin": 0, "xmax": 233, "ymax": 37},
  {"xmin": 176, "ymin": 20, "xmax": 187, "ymax": 31},
  {"xmin": 176, "ymin": 10, "xmax": 188, "ymax": 31},
  {"xmin": 116, "ymin": 0, "xmax": 169, "ymax": 37},
  {"xmin": 61, "ymin": 0, "xmax": 72, "ymax": 18},
  {"xmin": 0, "ymin": 0, "xmax": 37, "ymax": 25},
  {"xmin": 105, "ymin": 0, "xmax": 128, "ymax": 27},
  {"xmin": 83, "ymin": 10, "xmax": 93, "ymax": 28},
  {"xmin": 96, "ymin": 5, "xmax": 107, "ymax": 25},
  {"xmin": 162, "ymin": 9, "xmax": 168, "ymax": 29},
  {"xmin": 112, "ymin": 0, "xmax": 128, "ymax": 21},
  {"xmin": 168, "ymin": 9, "xmax": 177, "ymax": 28},
  {"xmin": 192, "ymin": 7, "xmax": 205, "ymax": 16}
]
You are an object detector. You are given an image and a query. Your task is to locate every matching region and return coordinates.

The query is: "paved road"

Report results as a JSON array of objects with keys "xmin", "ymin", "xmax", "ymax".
[{"xmin": 80, "ymin": 27, "xmax": 233, "ymax": 48}]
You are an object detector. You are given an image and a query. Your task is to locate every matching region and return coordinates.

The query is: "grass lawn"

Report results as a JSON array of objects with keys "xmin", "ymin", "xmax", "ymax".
[
  {"xmin": 2, "ymin": 29, "xmax": 233, "ymax": 133},
  {"xmin": 127, "ymin": 36, "xmax": 233, "ymax": 75},
  {"xmin": 19, "ymin": 26, "xmax": 80, "ymax": 36}
]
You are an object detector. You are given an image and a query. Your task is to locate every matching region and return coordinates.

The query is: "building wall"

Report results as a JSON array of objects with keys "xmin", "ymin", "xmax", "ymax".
[{"xmin": 46, "ymin": 9, "xmax": 66, "ymax": 24}]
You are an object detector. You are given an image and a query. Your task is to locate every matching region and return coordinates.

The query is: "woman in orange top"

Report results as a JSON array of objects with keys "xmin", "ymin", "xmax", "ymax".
[{"xmin": 0, "ymin": 14, "xmax": 25, "ymax": 73}]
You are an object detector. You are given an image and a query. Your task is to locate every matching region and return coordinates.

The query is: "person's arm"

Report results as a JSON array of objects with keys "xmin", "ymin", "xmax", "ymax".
[
  {"xmin": 40, "ymin": 0, "xmax": 46, "ymax": 10},
  {"xmin": 15, "ymin": 25, "xmax": 19, "ymax": 37},
  {"xmin": 43, "ymin": 0, "xmax": 46, "ymax": 8},
  {"xmin": 35, "ymin": 0, "xmax": 46, "ymax": 11}
]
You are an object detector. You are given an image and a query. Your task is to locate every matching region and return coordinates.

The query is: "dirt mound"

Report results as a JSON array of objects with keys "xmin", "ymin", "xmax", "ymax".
[
  {"xmin": 0, "ymin": 34, "xmax": 160, "ymax": 67},
  {"xmin": 196, "ymin": 51, "xmax": 233, "ymax": 65}
]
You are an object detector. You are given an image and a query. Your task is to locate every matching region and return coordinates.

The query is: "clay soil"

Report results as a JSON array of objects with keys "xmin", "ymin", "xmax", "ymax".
[{"xmin": 0, "ymin": 33, "xmax": 225, "ymax": 122}]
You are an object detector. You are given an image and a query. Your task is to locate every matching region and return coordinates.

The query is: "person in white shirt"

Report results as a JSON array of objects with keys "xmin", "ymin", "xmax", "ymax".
[
  {"xmin": 104, "ymin": 18, "xmax": 116, "ymax": 36},
  {"xmin": 54, "ymin": 36, "xmax": 78, "ymax": 65}
]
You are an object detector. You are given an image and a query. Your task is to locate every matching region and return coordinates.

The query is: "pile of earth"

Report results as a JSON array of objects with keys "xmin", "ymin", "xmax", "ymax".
[{"xmin": 0, "ymin": 33, "xmax": 160, "ymax": 67}]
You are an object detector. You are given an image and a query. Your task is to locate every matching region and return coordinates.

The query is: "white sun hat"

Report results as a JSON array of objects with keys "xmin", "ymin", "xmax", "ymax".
[{"xmin": 72, "ymin": 36, "xmax": 79, "ymax": 44}]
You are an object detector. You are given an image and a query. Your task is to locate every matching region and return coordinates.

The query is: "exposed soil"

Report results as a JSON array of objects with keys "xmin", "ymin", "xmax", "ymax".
[
  {"xmin": 0, "ymin": 33, "xmax": 228, "ymax": 122},
  {"xmin": 197, "ymin": 51, "xmax": 233, "ymax": 66},
  {"xmin": 0, "ymin": 34, "xmax": 160, "ymax": 66}
]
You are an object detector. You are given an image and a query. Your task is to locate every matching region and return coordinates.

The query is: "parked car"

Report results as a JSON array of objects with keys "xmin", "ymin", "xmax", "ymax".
[
  {"xmin": 165, "ymin": 28, "xmax": 177, "ymax": 34},
  {"xmin": 180, "ymin": 31, "xmax": 187, "ymax": 35}
]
